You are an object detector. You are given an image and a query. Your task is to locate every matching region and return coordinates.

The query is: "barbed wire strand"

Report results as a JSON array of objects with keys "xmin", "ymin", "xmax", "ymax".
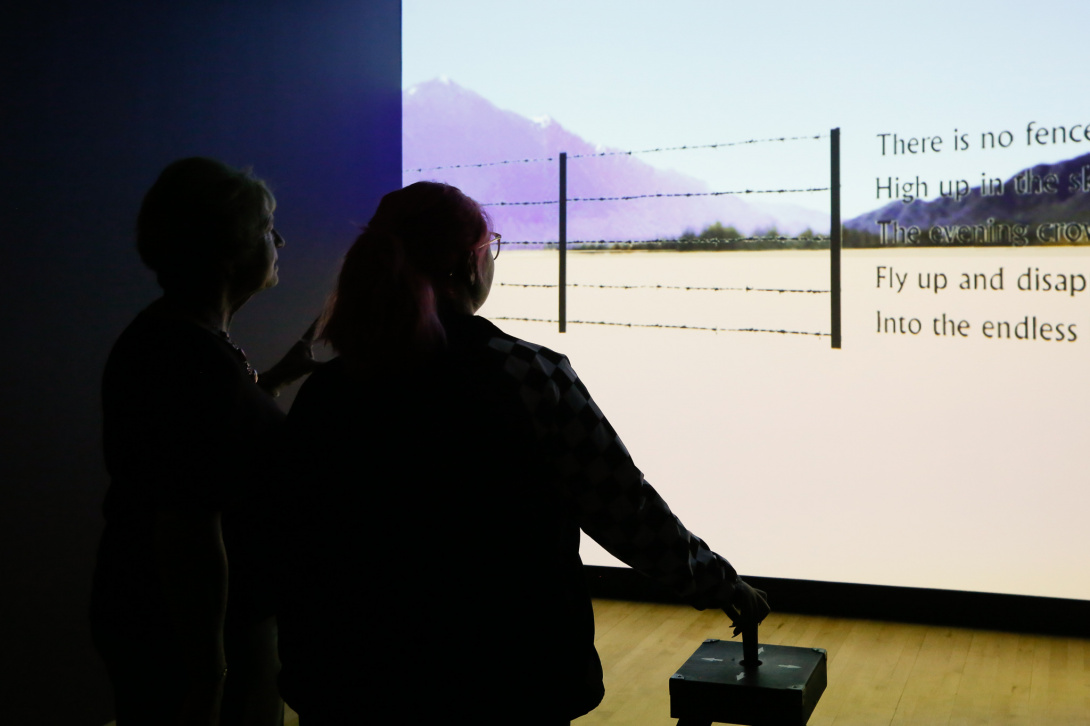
[
  {"xmin": 502, "ymin": 236, "xmax": 831, "ymax": 247},
  {"xmin": 568, "ymin": 134, "xmax": 827, "ymax": 159},
  {"xmin": 403, "ymin": 155, "xmax": 555, "ymax": 173},
  {"xmin": 492, "ymin": 316, "xmax": 829, "ymax": 337},
  {"xmin": 403, "ymin": 133, "xmax": 827, "ymax": 173},
  {"xmin": 497, "ymin": 282, "xmax": 828, "ymax": 294},
  {"xmin": 481, "ymin": 186, "xmax": 828, "ymax": 207}
]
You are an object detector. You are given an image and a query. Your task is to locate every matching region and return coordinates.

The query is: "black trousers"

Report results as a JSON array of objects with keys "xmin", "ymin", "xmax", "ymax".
[{"xmin": 94, "ymin": 615, "xmax": 284, "ymax": 726}]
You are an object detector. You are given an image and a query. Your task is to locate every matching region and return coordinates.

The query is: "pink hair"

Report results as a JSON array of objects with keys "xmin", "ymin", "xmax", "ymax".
[{"xmin": 321, "ymin": 182, "xmax": 492, "ymax": 367}]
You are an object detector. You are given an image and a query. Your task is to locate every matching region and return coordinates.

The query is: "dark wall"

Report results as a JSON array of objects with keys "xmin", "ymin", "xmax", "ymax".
[{"xmin": 0, "ymin": 3, "xmax": 401, "ymax": 723}]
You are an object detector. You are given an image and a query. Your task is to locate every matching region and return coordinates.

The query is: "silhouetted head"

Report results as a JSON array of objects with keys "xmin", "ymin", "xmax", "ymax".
[
  {"xmin": 136, "ymin": 157, "xmax": 280, "ymax": 296},
  {"xmin": 322, "ymin": 181, "xmax": 494, "ymax": 365}
]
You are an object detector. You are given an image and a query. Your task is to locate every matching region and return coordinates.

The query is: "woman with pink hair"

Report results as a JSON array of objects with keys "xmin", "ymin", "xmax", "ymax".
[{"xmin": 276, "ymin": 181, "xmax": 768, "ymax": 725}]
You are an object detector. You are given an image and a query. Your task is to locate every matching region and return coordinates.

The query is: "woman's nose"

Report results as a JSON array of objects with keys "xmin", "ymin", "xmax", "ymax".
[{"xmin": 273, "ymin": 229, "xmax": 286, "ymax": 248}]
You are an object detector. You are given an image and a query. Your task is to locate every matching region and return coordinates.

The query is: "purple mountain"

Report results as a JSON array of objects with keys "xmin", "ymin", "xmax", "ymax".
[{"xmin": 403, "ymin": 78, "xmax": 825, "ymax": 242}]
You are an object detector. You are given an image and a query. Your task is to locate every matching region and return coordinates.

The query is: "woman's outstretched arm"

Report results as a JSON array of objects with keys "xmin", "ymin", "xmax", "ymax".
[{"xmin": 491, "ymin": 336, "xmax": 769, "ymax": 630}]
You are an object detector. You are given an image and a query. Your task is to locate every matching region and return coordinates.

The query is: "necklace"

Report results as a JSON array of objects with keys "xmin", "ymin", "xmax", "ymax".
[{"xmin": 219, "ymin": 330, "xmax": 259, "ymax": 383}]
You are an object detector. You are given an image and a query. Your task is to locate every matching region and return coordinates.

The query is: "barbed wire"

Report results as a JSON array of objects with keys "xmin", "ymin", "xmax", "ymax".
[
  {"xmin": 499, "ymin": 236, "xmax": 831, "ymax": 248},
  {"xmin": 568, "ymin": 134, "xmax": 827, "ymax": 159},
  {"xmin": 492, "ymin": 316, "xmax": 829, "ymax": 337},
  {"xmin": 403, "ymin": 133, "xmax": 827, "ymax": 173},
  {"xmin": 481, "ymin": 186, "xmax": 828, "ymax": 207},
  {"xmin": 497, "ymin": 282, "xmax": 828, "ymax": 294},
  {"xmin": 403, "ymin": 155, "xmax": 555, "ymax": 173}
]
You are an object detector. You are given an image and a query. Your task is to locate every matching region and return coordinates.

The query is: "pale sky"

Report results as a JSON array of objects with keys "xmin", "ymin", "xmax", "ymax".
[{"xmin": 405, "ymin": 0, "xmax": 1090, "ymax": 217}]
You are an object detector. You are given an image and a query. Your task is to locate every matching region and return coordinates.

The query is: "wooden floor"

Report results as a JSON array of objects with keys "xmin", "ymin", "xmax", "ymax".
[
  {"xmin": 573, "ymin": 599, "xmax": 1090, "ymax": 725},
  {"xmin": 169, "ymin": 598, "xmax": 1090, "ymax": 726}
]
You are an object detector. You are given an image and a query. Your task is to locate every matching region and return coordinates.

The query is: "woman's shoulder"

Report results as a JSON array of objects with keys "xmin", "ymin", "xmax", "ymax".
[
  {"xmin": 104, "ymin": 304, "xmax": 247, "ymax": 397},
  {"xmin": 485, "ymin": 329, "xmax": 568, "ymax": 366},
  {"xmin": 111, "ymin": 304, "xmax": 224, "ymax": 360},
  {"xmin": 286, "ymin": 357, "xmax": 354, "ymax": 417},
  {"xmin": 294, "ymin": 355, "xmax": 348, "ymax": 391},
  {"xmin": 447, "ymin": 314, "xmax": 567, "ymax": 363},
  {"xmin": 468, "ymin": 317, "xmax": 577, "ymax": 388}
]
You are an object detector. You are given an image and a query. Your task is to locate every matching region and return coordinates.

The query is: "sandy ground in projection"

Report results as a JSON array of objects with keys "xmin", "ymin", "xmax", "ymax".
[{"xmin": 482, "ymin": 247, "xmax": 1090, "ymax": 601}]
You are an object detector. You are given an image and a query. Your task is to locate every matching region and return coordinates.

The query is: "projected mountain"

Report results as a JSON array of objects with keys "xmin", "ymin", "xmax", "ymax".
[
  {"xmin": 846, "ymin": 153, "xmax": 1090, "ymax": 235},
  {"xmin": 404, "ymin": 78, "xmax": 826, "ymax": 242}
]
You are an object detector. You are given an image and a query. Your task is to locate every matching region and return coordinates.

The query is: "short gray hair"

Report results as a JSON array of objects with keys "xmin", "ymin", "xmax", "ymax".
[{"xmin": 136, "ymin": 157, "xmax": 274, "ymax": 290}]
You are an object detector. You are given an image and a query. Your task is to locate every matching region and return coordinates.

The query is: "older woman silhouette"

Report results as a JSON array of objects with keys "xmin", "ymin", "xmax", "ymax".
[
  {"xmin": 91, "ymin": 157, "xmax": 318, "ymax": 725},
  {"xmin": 276, "ymin": 181, "xmax": 768, "ymax": 725}
]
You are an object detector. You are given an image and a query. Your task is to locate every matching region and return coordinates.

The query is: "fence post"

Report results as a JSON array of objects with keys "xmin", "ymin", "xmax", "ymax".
[
  {"xmin": 559, "ymin": 151, "xmax": 567, "ymax": 333},
  {"xmin": 830, "ymin": 128, "xmax": 841, "ymax": 349}
]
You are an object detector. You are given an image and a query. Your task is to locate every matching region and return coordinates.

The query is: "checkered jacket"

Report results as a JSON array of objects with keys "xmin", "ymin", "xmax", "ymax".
[{"xmin": 485, "ymin": 328, "xmax": 739, "ymax": 611}]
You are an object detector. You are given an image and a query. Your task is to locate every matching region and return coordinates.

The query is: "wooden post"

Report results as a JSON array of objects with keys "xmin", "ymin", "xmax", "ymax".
[
  {"xmin": 559, "ymin": 151, "xmax": 567, "ymax": 333},
  {"xmin": 830, "ymin": 128, "xmax": 841, "ymax": 349}
]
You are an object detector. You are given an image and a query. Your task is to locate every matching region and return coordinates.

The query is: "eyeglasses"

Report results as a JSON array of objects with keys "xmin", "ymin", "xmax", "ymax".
[{"xmin": 477, "ymin": 233, "xmax": 502, "ymax": 260}]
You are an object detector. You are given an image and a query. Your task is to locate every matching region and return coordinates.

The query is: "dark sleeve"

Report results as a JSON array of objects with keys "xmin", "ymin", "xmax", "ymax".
[
  {"xmin": 102, "ymin": 322, "xmax": 255, "ymax": 513},
  {"xmin": 489, "ymin": 336, "xmax": 739, "ymax": 610}
]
